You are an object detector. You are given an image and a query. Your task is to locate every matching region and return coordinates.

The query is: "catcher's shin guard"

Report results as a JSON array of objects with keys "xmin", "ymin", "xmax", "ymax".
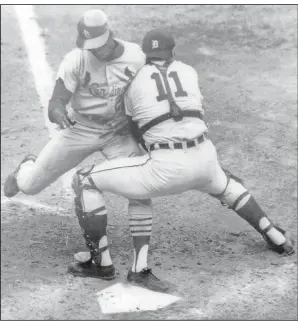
[
  {"xmin": 69, "ymin": 167, "xmax": 115, "ymax": 279},
  {"xmin": 211, "ymin": 169, "xmax": 295, "ymax": 255},
  {"xmin": 74, "ymin": 195, "xmax": 108, "ymax": 264}
]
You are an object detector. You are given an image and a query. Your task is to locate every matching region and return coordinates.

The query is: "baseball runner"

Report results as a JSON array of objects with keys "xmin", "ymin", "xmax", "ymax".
[
  {"xmin": 4, "ymin": 9, "xmax": 162, "ymax": 289},
  {"xmin": 69, "ymin": 29, "xmax": 295, "ymax": 290}
]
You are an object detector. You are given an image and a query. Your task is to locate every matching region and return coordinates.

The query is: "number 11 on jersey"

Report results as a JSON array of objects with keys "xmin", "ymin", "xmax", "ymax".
[{"xmin": 151, "ymin": 71, "xmax": 188, "ymax": 102}]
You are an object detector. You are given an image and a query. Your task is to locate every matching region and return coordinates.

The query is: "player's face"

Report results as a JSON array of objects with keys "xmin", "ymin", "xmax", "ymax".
[{"xmin": 89, "ymin": 36, "xmax": 116, "ymax": 61}]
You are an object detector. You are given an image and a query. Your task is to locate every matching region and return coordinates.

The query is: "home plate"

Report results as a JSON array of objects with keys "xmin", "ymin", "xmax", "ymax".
[{"xmin": 96, "ymin": 282, "xmax": 181, "ymax": 314}]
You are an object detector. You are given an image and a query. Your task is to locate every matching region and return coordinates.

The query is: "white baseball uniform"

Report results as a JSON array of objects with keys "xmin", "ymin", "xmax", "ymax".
[
  {"xmin": 16, "ymin": 39, "xmax": 153, "ymax": 203},
  {"xmin": 78, "ymin": 59, "xmax": 229, "ymax": 200}
]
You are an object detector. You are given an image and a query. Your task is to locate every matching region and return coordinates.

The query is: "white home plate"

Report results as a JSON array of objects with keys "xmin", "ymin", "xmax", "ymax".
[{"xmin": 96, "ymin": 282, "xmax": 181, "ymax": 314}]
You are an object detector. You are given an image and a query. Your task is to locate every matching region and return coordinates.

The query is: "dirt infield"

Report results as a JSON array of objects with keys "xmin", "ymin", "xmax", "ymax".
[{"xmin": 1, "ymin": 5, "xmax": 297, "ymax": 320}]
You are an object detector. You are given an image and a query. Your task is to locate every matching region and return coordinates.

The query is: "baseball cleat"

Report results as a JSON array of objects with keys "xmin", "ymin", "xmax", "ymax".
[
  {"xmin": 263, "ymin": 225, "xmax": 295, "ymax": 256},
  {"xmin": 68, "ymin": 261, "xmax": 115, "ymax": 280},
  {"xmin": 127, "ymin": 268, "xmax": 171, "ymax": 292},
  {"xmin": 4, "ymin": 154, "xmax": 37, "ymax": 197}
]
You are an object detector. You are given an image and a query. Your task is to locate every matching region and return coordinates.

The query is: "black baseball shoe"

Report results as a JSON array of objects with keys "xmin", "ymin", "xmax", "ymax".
[
  {"xmin": 4, "ymin": 154, "xmax": 37, "ymax": 197},
  {"xmin": 127, "ymin": 268, "xmax": 172, "ymax": 292},
  {"xmin": 68, "ymin": 260, "xmax": 115, "ymax": 280},
  {"xmin": 262, "ymin": 225, "xmax": 295, "ymax": 256}
]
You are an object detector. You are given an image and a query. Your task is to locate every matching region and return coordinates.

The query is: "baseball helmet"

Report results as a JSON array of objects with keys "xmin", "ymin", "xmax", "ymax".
[
  {"xmin": 76, "ymin": 9, "xmax": 111, "ymax": 50},
  {"xmin": 142, "ymin": 29, "xmax": 175, "ymax": 60}
]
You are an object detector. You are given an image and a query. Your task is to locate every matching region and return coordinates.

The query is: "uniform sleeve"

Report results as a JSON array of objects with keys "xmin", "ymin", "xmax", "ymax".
[
  {"xmin": 197, "ymin": 76, "xmax": 204, "ymax": 103},
  {"xmin": 134, "ymin": 49, "xmax": 146, "ymax": 72},
  {"xmin": 126, "ymin": 44, "xmax": 145, "ymax": 75},
  {"xmin": 123, "ymin": 46, "xmax": 145, "ymax": 116},
  {"xmin": 196, "ymin": 78, "xmax": 204, "ymax": 116},
  {"xmin": 190, "ymin": 66, "xmax": 204, "ymax": 107},
  {"xmin": 56, "ymin": 50, "xmax": 81, "ymax": 93},
  {"xmin": 124, "ymin": 89, "xmax": 133, "ymax": 116}
]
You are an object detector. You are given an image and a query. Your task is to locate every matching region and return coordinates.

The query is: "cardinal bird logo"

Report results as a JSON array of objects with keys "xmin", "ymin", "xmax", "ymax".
[{"xmin": 124, "ymin": 66, "xmax": 134, "ymax": 80}]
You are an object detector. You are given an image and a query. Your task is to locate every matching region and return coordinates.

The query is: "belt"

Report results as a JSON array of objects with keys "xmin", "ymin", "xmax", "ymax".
[
  {"xmin": 86, "ymin": 114, "xmax": 105, "ymax": 122},
  {"xmin": 148, "ymin": 134, "xmax": 206, "ymax": 151},
  {"xmin": 72, "ymin": 112, "xmax": 106, "ymax": 124}
]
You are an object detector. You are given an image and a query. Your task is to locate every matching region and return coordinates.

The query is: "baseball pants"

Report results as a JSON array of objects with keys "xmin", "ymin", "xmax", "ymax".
[
  {"xmin": 80, "ymin": 138, "xmax": 229, "ymax": 200},
  {"xmin": 16, "ymin": 121, "xmax": 152, "ymax": 216}
]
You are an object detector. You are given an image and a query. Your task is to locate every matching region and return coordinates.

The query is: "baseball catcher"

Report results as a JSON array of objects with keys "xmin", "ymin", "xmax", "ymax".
[{"xmin": 68, "ymin": 29, "xmax": 295, "ymax": 290}]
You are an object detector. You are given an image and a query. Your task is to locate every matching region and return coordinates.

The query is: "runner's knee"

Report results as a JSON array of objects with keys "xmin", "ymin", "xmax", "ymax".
[
  {"xmin": 17, "ymin": 163, "xmax": 43, "ymax": 195},
  {"xmin": 19, "ymin": 183, "xmax": 42, "ymax": 195}
]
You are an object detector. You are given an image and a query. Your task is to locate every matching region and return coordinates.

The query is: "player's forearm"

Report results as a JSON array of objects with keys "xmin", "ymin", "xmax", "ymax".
[{"xmin": 48, "ymin": 78, "xmax": 72, "ymax": 123}]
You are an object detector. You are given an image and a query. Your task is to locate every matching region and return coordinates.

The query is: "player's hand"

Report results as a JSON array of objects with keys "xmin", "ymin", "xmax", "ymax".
[
  {"xmin": 50, "ymin": 107, "xmax": 76, "ymax": 129},
  {"xmin": 58, "ymin": 114, "xmax": 75, "ymax": 130}
]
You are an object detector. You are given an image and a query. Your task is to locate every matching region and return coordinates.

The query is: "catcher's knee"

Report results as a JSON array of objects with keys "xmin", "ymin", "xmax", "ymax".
[
  {"xmin": 72, "ymin": 165, "xmax": 98, "ymax": 197},
  {"xmin": 211, "ymin": 169, "xmax": 251, "ymax": 211}
]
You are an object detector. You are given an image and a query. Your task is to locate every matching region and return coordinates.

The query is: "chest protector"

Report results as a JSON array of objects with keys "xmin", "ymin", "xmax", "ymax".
[{"xmin": 138, "ymin": 60, "xmax": 203, "ymax": 136}]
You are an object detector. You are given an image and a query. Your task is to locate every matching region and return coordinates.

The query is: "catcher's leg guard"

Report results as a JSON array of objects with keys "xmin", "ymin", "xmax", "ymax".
[
  {"xmin": 68, "ymin": 166, "xmax": 115, "ymax": 279},
  {"xmin": 211, "ymin": 169, "xmax": 295, "ymax": 255}
]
